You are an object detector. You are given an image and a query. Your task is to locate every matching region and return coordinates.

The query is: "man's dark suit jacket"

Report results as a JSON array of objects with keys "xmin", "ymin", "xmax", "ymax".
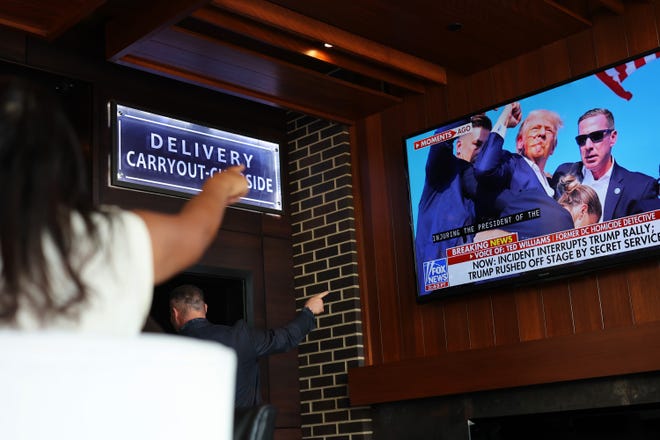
[
  {"xmin": 552, "ymin": 161, "xmax": 659, "ymax": 221},
  {"xmin": 473, "ymin": 133, "xmax": 574, "ymax": 237},
  {"xmin": 416, "ymin": 142, "xmax": 475, "ymax": 250},
  {"xmin": 415, "ymin": 138, "xmax": 479, "ymax": 296},
  {"xmin": 178, "ymin": 309, "xmax": 315, "ymax": 408}
]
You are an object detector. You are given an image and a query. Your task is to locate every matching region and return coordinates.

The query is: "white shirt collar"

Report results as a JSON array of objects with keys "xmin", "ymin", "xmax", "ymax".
[
  {"xmin": 523, "ymin": 156, "xmax": 554, "ymax": 197},
  {"xmin": 582, "ymin": 159, "xmax": 615, "ymax": 222}
]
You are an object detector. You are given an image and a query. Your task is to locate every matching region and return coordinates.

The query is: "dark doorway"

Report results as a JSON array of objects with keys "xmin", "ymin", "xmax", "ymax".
[{"xmin": 148, "ymin": 265, "xmax": 249, "ymax": 334}]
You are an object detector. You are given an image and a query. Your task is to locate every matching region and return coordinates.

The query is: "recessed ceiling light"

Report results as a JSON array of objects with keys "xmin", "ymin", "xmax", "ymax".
[{"xmin": 323, "ymin": 43, "xmax": 333, "ymax": 49}]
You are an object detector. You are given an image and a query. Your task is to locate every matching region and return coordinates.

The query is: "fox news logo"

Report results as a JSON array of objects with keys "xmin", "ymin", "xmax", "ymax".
[{"xmin": 423, "ymin": 258, "xmax": 449, "ymax": 291}]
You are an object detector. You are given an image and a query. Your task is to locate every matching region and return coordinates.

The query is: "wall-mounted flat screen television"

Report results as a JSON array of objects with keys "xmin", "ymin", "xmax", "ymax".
[
  {"xmin": 110, "ymin": 102, "xmax": 283, "ymax": 214},
  {"xmin": 405, "ymin": 49, "xmax": 660, "ymax": 301}
]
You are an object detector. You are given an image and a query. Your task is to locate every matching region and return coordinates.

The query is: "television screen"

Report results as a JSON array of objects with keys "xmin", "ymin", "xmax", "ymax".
[
  {"xmin": 405, "ymin": 50, "xmax": 660, "ymax": 301},
  {"xmin": 110, "ymin": 102, "xmax": 283, "ymax": 214}
]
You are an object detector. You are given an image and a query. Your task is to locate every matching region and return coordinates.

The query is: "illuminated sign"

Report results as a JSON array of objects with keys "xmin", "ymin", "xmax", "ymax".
[{"xmin": 111, "ymin": 103, "xmax": 282, "ymax": 214}]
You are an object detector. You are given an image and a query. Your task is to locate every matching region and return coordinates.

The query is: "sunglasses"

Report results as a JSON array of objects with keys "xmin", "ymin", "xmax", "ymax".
[{"xmin": 575, "ymin": 129, "xmax": 613, "ymax": 147}]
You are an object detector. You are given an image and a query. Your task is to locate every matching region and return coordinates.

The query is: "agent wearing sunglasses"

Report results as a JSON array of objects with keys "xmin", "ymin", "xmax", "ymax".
[{"xmin": 552, "ymin": 108, "xmax": 658, "ymax": 222}]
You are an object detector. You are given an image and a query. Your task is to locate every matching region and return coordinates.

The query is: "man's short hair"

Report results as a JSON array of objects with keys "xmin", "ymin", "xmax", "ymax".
[
  {"xmin": 470, "ymin": 114, "xmax": 492, "ymax": 131},
  {"xmin": 578, "ymin": 108, "xmax": 615, "ymax": 129},
  {"xmin": 169, "ymin": 284, "xmax": 206, "ymax": 312}
]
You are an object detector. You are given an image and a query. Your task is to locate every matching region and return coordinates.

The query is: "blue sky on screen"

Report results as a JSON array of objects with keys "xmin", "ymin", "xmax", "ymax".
[{"xmin": 406, "ymin": 54, "xmax": 660, "ymax": 233}]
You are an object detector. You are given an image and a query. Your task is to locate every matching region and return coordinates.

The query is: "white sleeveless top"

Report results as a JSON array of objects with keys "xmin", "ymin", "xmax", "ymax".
[{"xmin": 9, "ymin": 207, "xmax": 153, "ymax": 335}]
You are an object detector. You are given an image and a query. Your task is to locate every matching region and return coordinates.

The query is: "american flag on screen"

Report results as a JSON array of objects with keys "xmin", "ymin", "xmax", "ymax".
[{"xmin": 595, "ymin": 51, "xmax": 660, "ymax": 100}]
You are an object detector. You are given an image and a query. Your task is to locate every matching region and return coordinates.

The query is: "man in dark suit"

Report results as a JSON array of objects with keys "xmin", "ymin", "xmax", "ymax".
[
  {"xmin": 415, "ymin": 115, "xmax": 490, "ymax": 262},
  {"xmin": 169, "ymin": 284, "xmax": 327, "ymax": 408},
  {"xmin": 414, "ymin": 115, "xmax": 493, "ymax": 296},
  {"xmin": 472, "ymin": 104, "xmax": 575, "ymax": 238},
  {"xmin": 552, "ymin": 108, "xmax": 659, "ymax": 221}
]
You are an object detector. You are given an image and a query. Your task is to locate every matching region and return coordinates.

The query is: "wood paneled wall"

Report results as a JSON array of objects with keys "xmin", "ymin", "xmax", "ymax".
[{"xmin": 350, "ymin": 1, "xmax": 660, "ymax": 403}]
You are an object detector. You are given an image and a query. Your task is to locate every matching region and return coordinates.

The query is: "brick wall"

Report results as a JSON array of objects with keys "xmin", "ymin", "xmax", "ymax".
[{"xmin": 286, "ymin": 113, "xmax": 373, "ymax": 439}]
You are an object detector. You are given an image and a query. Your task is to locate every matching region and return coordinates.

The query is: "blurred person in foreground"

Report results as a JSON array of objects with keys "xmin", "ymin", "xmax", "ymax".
[{"xmin": 0, "ymin": 76, "xmax": 248, "ymax": 334}]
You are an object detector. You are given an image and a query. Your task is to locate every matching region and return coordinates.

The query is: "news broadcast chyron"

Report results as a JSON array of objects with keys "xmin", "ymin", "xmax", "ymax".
[
  {"xmin": 405, "ymin": 50, "xmax": 660, "ymax": 301},
  {"xmin": 110, "ymin": 102, "xmax": 283, "ymax": 214}
]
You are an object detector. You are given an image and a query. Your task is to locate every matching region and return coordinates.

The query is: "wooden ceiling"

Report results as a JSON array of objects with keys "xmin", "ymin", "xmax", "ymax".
[{"xmin": 0, "ymin": 0, "xmax": 632, "ymax": 123}]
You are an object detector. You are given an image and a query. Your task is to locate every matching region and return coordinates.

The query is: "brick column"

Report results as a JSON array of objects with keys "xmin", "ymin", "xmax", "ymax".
[{"xmin": 286, "ymin": 113, "xmax": 373, "ymax": 439}]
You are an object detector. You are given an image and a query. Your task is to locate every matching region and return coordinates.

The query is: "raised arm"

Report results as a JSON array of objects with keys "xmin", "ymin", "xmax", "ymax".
[
  {"xmin": 135, "ymin": 165, "xmax": 249, "ymax": 283},
  {"xmin": 251, "ymin": 290, "xmax": 329, "ymax": 357},
  {"xmin": 473, "ymin": 103, "xmax": 521, "ymax": 181}
]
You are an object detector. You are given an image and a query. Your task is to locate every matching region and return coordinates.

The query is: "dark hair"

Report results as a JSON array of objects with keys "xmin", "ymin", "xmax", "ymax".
[
  {"xmin": 470, "ymin": 114, "xmax": 492, "ymax": 131},
  {"xmin": 0, "ymin": 76, "xmax": 97, "ymax": 323},
  {"xmin": 169, "ymin": 284, "xmax": 206, "ymax": 312}
]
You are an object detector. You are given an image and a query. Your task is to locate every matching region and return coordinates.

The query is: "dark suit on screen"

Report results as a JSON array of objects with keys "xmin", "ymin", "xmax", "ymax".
[
  {"xmin": 474, "ymin": 133, "xmax": 548, "ymax": 193},
  {"xmin": 472, "ymin": 133, "xmax": 574, "ymax": 237},
  {"xmin": 631, "ymin": 198, "xmax": 660, "ymax": 214},
  {"xmin": 178, "ymin": 309, "xmax": 315, "ymax": 408},
  {"xmin": 416, "ymin": 140, "xmax": 477, "ymax": 257},
  {"xmin": 552, "ymin": 161, "xmax": 659, "ymax": 221},
  {"xmin": 415, "ymin": 139, "xmax": 477, "ymax": 296},
  {"xmin": 488, "ymin": 188, "xmax": 575, "ymax": 239}
]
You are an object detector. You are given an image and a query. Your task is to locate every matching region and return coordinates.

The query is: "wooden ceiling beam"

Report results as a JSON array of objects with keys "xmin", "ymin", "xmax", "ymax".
[
  {"xmin": 191, "ymin": 6, "xmax": 427, "ymax": 94},
  {"xmin": 0, "ymin": 0, "xmax": 105, "ymax": 40},
  {"xmin": 210, "ymin": 0, "xmax": 446, "ymax": 85},
  {"xmin": 119, "ymin": 53, "xmax": 354, "ymax": 125},
  {"xmin": 543, "ymin": 0, "xmax": 593, "ymax": 26},
  {"xmin": 114, "ymin": 25, "xmax": 402, "ymax": 123},
  {"xmin": 106, "ymin": 0, "xmax": 210, "ymax": 61},
  {"xmin": 594, "ymin": 0, "xmax": 626, "ymax": 15}
]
